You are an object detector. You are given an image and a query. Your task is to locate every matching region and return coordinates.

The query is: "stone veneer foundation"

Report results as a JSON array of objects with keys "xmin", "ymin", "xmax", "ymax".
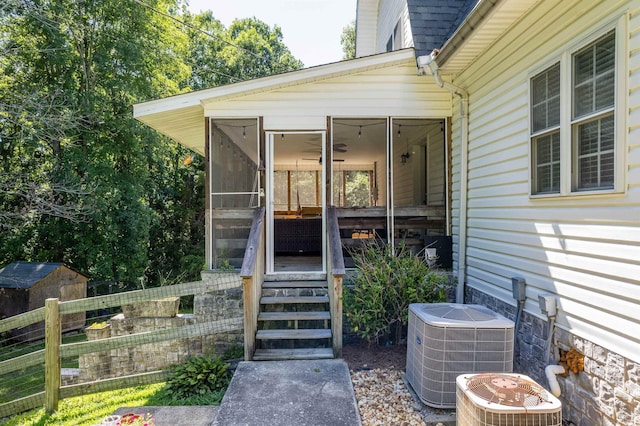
[{"xmin": 466, "ymin": 286, "xmax": 640, "ymax": 426}]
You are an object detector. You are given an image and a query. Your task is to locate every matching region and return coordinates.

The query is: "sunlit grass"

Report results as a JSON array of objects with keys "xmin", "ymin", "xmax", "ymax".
[
  {"xmin": 2, "ymin": 384, "xmax": 165, "ymax": 426},
  {"xmin": 1, "ymin": 381, "xmax": 226, "ymax": 426}
]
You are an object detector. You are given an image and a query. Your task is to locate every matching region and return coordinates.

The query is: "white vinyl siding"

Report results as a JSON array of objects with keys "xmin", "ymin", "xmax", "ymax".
[
  {"xmin": 376, "ymin": 0, "xmax": 410, "ymax": 54},
  {"xmin": 427, "ymin": 124, "xmax": 446, "ymax": 206},
  {"xmin": 355, "ymin": 0, "xmax": 380, "ymax": 57},
  {"xmin": 203, "ymin": 62, "xmax": 451, "ymax": 122},
  {"xmin": 450, "ymin": 0, "xmax": 640, "ymax": 364}
]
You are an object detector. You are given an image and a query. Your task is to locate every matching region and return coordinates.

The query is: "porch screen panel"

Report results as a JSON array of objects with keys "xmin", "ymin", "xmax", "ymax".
[
  {"xmin": 330, "ymin": 118, "xmax": 388, "ymax": 250},
  {"xmin": 391, "ymin": 119, "xmax": 448, "ymax": 265},
  {"xmin": 209, "ymin": 118, "xmax": 260, "ymax": 269}
]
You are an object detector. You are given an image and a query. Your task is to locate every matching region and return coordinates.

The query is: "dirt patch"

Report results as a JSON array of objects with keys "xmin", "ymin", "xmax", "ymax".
[{"xmin": 342, "ymin": 339, "xmax": 407, "ymax": 371}]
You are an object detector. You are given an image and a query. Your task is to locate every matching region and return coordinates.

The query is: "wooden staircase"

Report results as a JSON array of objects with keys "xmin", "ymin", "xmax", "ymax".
[{"xmin": 253, "ymin": 276, "xmax": 335, "ymax": 361}]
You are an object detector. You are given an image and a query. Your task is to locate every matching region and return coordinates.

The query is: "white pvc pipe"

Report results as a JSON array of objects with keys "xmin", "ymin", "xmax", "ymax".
[
  {"xmin": 432, "ymin": 67, "xmax": 469, "ymax": 304},
  {"xmin": 545, "ymin": 364, "xmax": 565, "ymax": 397}
]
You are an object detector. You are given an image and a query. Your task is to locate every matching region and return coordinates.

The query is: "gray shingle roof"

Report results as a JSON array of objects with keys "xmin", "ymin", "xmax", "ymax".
[
  {"xmin": 408, "ymin": 0, "xmax": 479, "ymax": 58},
  {"xmin": 0, "ymin": 261, "xmax": 66, "ymax": 289}
]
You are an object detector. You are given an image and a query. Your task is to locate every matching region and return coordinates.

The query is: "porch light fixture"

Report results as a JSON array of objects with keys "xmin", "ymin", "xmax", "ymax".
[
  {"xmin": 358, "ymin": 126, "xmax": 362, "ymax": 139},
  {"xmin": 417, "ymin": 49, "xmax": 439, "ymax": 76},
  {"xmin": 400, "ymin": 151, "xmax": 411, "ymax": 164},
  {"xmin": 281, "ymin": 133, "xmax": 284, "ymax": 141},
  {"xmin": 242, "ymin": 126, "xmax": 246, "ymax": 139}
]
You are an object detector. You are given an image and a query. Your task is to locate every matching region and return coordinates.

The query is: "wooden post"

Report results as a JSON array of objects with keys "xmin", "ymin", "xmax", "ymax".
[
  {"xmin": 331, "ymin": 276, "xmax": 343, "ymax": 357},
  {"xmin": 242, "ymin": 276, "xmax": 256, "ymax": 361},
  {"xmin": 45, "ymin": 298, "xmax": 61, "ymax": 414},
  {"xmin": 327, "ymin": 207, "xmax": 345, "ymax": 358}
]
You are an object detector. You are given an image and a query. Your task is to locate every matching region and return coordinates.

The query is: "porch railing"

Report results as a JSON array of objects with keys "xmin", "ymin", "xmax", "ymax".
[{"xmin": 239, "ymin": 207, "xmax": 265, "ymax": 361}]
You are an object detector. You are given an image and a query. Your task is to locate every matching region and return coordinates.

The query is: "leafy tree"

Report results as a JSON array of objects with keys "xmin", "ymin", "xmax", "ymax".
[
  {"xmin": 0, "ymin": 0, "xmax": 190, "ymax": 284},
  {"xmin": 341, "ymin": 20, "xmax": 356, "ymax": 60},
  {"xmin": 1, "ymin": 2, "xmax": 306, "ymax": 287}
]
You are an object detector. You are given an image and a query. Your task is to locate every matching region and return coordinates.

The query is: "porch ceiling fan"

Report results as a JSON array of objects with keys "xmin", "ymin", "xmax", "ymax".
[
  {"xmin": 303, "ymin": 141, "xmax": 348, "ymax": 153},
  {"xmin": 302, "ymin": 156, "xmax": 345, "ymax": 164}
]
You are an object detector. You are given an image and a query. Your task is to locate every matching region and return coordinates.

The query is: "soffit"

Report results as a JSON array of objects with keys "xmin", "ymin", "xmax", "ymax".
[{"xmin": 437, "ymin": 0, "xmax": 539, "ymax": 74}]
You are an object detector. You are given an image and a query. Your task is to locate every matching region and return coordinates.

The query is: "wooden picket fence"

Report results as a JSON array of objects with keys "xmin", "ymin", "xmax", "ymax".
[{"xmin": 0, "ymin": 274, "xmax": 243, "ymax": 418}]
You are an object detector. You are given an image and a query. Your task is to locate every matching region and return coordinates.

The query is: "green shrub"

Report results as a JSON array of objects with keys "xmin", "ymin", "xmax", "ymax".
[
  {"xmin": 344, "ymin": 241, "xmax": 452, "ymax": 345},
  {"xmin": 222, "ymin": 343, "xmax": 244, "ymax": 360},
  {"xmin": 164, "ymin": 356, "xmax": 231, "ymax": 399}
]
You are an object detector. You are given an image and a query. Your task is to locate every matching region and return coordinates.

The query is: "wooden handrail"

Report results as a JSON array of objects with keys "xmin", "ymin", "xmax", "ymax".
[
  {"xmin": 327, "ymin": 206, "xmax": 345, "ymax": 275},
  {"xmin": 239, "ymin": 206, "xmax": 265, "ymax": 361},
  {"xmin": 335, "ymin": 205, "xmax": 445, "ymax": 218},
  {"xmin": 240, "ymin": 207, "xmax": 266, "ymax": 277}
]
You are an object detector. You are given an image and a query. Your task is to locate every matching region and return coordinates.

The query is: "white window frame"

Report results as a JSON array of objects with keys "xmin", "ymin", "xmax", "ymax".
[
  {"xmin": 531, "ymin": 63, "xmax": 561, "ymax": 194},
  {"xmin": 529, "ymin": 16, "xmax": 626, "ymax": 198},
  {"xmin": 386, "ymin": 20, "xmax": 402, "ymax": 52}
]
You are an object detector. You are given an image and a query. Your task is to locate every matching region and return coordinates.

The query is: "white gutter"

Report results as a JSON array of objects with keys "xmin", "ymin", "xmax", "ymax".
[{"xmin": 418, "ymin": 50, "xmax": 469, "ymax": 303}]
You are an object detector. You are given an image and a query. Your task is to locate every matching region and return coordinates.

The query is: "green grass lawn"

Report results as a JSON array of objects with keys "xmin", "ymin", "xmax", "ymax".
[
  {"xmin": 1, "ymin": 382, "xmax": 226, "ymax": 426},
  {"xmin": 0, "ymin": 333, "xmax": 87, "ymax": 404}
]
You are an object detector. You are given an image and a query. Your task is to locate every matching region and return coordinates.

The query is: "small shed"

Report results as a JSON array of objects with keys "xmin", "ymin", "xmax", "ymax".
[{"xmin": 0, "ymin": 262, "xmax": 88, "ymax": 340}]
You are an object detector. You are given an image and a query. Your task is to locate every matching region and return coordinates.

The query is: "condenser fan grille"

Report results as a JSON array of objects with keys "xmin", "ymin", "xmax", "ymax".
[{"xmin": 466, "ymin": 374, "xmax": 550, "ymax": 407}]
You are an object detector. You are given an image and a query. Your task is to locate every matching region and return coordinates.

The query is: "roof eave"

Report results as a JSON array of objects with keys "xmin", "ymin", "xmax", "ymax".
[
  {"xmin": 434, "ymin": 0, "xmax": 538, "ymax": 73},
  {"xmin": 435, "ymin": 0, "xmax": 502, "ymax": 68}
]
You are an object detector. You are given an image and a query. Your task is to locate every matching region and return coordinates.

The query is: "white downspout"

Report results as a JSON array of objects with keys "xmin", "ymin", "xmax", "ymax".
[{"xmin": 420, "ymin": 51, "xmax": 469, "ymax": 303}]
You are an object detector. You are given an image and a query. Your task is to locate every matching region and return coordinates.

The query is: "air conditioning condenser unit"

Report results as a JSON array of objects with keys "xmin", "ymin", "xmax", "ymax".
[
  {"xmin": 406, "ymin": 303, "xmax": 514, "ymax": 408},
  {"xmin": 456, "ymin": 373, "xmax": 562, "ymax": 426}
]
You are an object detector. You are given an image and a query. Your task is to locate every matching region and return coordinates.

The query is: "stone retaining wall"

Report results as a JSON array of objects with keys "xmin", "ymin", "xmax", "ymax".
[
  {"xmin": 78, "ymin": 276, "xmax": 243, "ymax": 381},
  {"xmin": 466, "ymin": 287, "xmax": 640, "ymax": 426}
]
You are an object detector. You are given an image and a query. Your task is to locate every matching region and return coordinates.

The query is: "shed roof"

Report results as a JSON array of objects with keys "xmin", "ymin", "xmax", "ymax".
[{"xmin": 0, "ymin": 262, "xmax": 87, "ymax": 289}]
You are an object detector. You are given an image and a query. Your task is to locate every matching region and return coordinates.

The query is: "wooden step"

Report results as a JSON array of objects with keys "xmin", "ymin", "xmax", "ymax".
[
  {"xmin": 264, "ymin": 272, "xmax": 326, "ymax": 282},
  {"xmin": 260, "ymin": 295, "xmax": 329, "ymax": 304},
  {"xmin": 252, "ymin": 348, "xmax": 334, "ymax": 361},
  {"xmin": 256, "ymin": 329, "xmax": 332, "ymax": 340},
  {"xmin": 262, "ymin": 281, "xmax": 327, "ymax": 289},
  {"xmin": 258, "ymin": 311, "xmax": 331, "ymax": 321}
]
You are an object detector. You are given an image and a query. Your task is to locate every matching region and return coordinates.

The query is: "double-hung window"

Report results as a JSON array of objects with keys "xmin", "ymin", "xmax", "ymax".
[
  {"xmin": 530, "ymin": 28, "xmax": 620, "ymax": 196},
  {"xmin": 531, "ymin": 63, "xmax": 561, "ymax": 194},
  {"xmin": 572, "ymin": 31, "xmax": 616, "ymax": 191}
]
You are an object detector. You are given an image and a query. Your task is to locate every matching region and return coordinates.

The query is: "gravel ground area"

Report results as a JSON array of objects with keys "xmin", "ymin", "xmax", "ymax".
[
  {"xmin": 351, "ymin": 367, "xmax": 426, "ymax": 425},
  {"xmin": 343, "ymin": 340, "xmax": 454, "ymax": 426}
]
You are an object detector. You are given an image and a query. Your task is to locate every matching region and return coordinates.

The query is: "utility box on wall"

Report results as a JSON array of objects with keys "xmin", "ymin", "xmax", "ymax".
[
  {"xmin": 424, "ymin": 236, "xmax": 452, "ymax": 269},
  {"xmin": 0, "ymin": 262, "xmax": 88, "ymax": 340}
]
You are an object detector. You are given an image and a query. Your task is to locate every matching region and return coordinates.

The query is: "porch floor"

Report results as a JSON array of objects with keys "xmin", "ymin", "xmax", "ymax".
[{"xmin": 274, "ymin": 255, "xmax": 323, "ymax": 272}]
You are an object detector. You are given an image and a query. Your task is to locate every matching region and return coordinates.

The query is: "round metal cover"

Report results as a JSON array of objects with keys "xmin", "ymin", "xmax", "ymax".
[{"xmin": 465, "ymin": 373, "xmax": 550, "ymax": 407}]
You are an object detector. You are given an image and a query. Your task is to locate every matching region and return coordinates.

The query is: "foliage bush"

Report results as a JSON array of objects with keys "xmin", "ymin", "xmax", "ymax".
[
  {"xmin": 222, "ymin": 343, "xmax": 244, "ymax": 360},
  {"xmin": 164, "ymin": 356, "xmax": 231, "ymax": 399},
  {"xmin": 343, "ymin": 241, "xmax": 452, "ymax": 345}
]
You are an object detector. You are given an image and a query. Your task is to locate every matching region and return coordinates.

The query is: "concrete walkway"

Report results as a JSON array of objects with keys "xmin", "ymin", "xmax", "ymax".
[
  {"xmin": 109, "ymin": 359, "xmax": 360, "ymax": 426},
  {"xmin": 110, "ymin": 406, "xmax": 218, "ymax": 425},
  {"xmin": 213, "ymin": 359, "xmax": 361, "ymax": 426}
]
